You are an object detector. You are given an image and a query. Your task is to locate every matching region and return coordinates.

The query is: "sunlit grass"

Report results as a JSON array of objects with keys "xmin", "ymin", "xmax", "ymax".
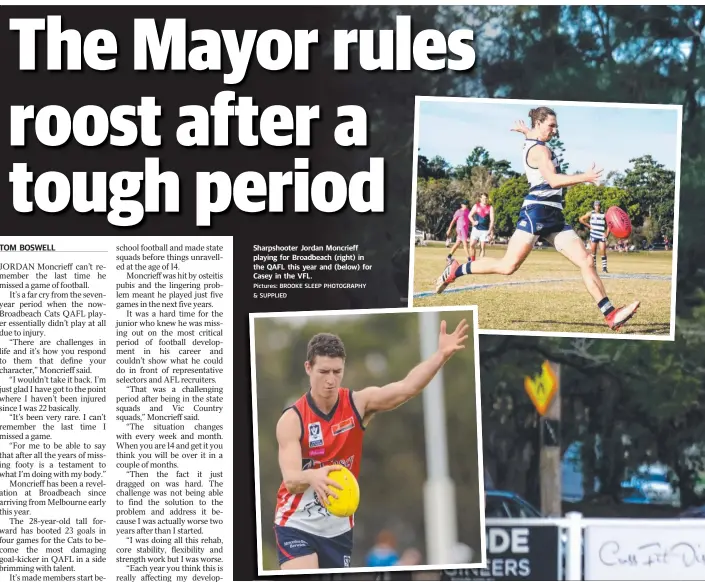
[{"xmin": 412, "ymin": 244, "xmax": 674, "ymax": 335}]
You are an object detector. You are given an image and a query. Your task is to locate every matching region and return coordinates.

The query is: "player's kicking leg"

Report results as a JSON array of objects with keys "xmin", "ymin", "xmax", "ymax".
[
  {"xmin": 549, "ymin": 229, "xmax": 639, "ymax": 331},
  {"xmin": 435, "ymin": 229, "xmax": 535, "ymax": 294}
]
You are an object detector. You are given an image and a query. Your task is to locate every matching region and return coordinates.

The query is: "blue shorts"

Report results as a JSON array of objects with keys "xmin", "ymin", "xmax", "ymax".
[
  {"xmin": 274, "ymin": 524, "xmax": 353, "ymax": 569},
  {"xmin": 516, "ymin": 204, "xmax": 572, "ymax": 239},
  {"xmin": 590, "ymin": 234, "xmax": 606, "ymax": 243}
]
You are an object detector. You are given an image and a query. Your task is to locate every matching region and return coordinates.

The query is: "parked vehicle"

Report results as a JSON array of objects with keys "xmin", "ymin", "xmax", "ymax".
[
  {"xmin": 620, "ymin": 463, "xmax": 680, "ymax": 507},
  {"xmin": 485, "ymin": 489, "xmax": 542, "ymax": 518},
  {"xmin": 562, "ymin": 441, "xmax": 680, "ymax": 506},
  {"xmin": 485, "ymin": 488, "xmax": 574, "ymax": 574}
]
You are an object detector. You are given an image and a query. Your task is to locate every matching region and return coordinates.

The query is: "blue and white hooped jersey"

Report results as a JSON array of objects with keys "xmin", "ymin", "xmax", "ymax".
[
  {"xmin": 590, "ymin": 212, "xmax": 607, "ymax": 239},
  {"xmin": 522, "ymin": 139, "xmax": 563, "ymax": 210}
]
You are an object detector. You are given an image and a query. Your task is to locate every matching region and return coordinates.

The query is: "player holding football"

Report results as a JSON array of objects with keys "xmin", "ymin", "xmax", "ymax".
[
  {"xmin": 468, "ymin": 193, "xmax": 495, "ymax": 261},
  {"xmin": 273, "ymin": 319, "xmax": 469, "ymax": 570},
  {"xmin": 579, "ymin": 200, "xmax": 610, "ymax": 273},
  {"xmin": 433, "ymin": 107, "xmax": 639, "ymax": 331}
]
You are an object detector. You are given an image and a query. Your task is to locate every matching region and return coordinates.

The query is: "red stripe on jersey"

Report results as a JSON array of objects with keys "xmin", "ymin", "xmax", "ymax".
[{"xmin": 279, "ymin": 492, "xmax": 303, "ymax": 527}]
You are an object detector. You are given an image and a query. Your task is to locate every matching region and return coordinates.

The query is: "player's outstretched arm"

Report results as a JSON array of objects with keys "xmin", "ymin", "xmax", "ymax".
[
  {"xmin": 510, "ymin": 120, "xmax": 530, "ymax": 136},
  {"xmin": 534, "ymin": 145, "xmax": 602, "ymax": 188},
  {"xmin": 276, "ymin": 410, "xmax": 343, "ymax": 500},
  {"xmin": 354, "ymin": 319, "xmax": 469, "ymax": 417}
]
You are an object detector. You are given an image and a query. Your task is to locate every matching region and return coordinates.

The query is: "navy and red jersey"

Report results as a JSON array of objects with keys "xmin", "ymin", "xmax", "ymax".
[{"xmin": 274, "ymin": 388, "xmax": 365, "ymax": 537}]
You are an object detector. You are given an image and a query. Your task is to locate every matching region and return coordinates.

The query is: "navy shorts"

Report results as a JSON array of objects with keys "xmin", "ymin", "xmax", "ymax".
[
  {"xmin": 516, "ymin": 204, "xmax": 572, "ymax": 239},
  {"xmin": 590, "ymin": 235, "xmax": 606, "ymax": 243},
  {"xmin": 274, "ymin": 524, "xmax": 353, "ymax": 569}
]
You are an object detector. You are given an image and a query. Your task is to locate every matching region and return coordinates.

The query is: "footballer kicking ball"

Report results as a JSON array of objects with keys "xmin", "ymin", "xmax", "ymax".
[
  {"xmin": 605, "ymin": 206, "xmax": 632, "ymax": 239},
  {"xmin": 326, "ymin": 467, "xmax": 360, "ymax": 518}
]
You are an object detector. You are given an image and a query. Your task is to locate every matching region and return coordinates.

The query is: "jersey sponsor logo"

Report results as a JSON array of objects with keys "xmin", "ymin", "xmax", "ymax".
[
  {"xmin": 307, "ymin": 422, "xmax": 323, "ymax": 448},
  {"xmin": 519, "ymin": 220, "xmax": 527, "ymax": 227},
  {"xmin": 343, "ymin": 555, "xmax": 351, "ymax": 567},
  {"xmin": 536, "ymin": 223, "xmax": 544, "ymax": 231},
  {"xmin": 302, "ymin": 454, "xmax": 355, "ymax": 472},
  {"xmin": 282, "ymin": 538, "xmax": 308, "ymax": 551},
  {"xmin": 309, "ymin": 447, "xmax": 325, "ymax": 457},
  {"xmin": 332, "ymin": 417, "xmax": 355, "ymax": 435}
]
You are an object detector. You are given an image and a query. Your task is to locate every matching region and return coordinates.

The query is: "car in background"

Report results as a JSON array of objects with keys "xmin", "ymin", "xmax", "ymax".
[
  {"xmin": 562, "ymin": 440, "xmax": 681, "ymax": 507},
  {"xmin": 619, "ymin": 485, "xmax": 653, "ymax": 505},
  {"xmin": 484, "ymin": 488, "xmax": 575, "ymax": 575},
  {"xmin": 485, "ymin": 489, "xmax": 543, "ymax": 518},
  {"xmin": 620, "ymin": 463, "xmax": 680, "ymax": 507}
]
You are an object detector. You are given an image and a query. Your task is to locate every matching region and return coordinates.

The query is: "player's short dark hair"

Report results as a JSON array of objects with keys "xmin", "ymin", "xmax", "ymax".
[{"xmin": 306, "ymin": 333, "xmax": 346, "ymax": 364}]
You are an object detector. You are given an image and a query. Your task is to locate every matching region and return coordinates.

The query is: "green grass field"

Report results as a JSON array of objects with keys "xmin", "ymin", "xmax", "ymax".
[{"xmin": 412, "ymin": 242, "xmax": 674, "ymax": 336}]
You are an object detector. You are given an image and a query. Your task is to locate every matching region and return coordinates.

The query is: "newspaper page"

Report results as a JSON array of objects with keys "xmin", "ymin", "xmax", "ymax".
[{"xmin": 1, "ymin": 3, "xmax": 695, "ymax": 582}]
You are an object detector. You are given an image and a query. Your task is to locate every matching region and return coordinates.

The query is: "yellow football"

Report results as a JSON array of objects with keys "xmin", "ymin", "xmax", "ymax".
[{"xmin": 325, "ymin": 467, "xmax": 360, "ymax": 518}]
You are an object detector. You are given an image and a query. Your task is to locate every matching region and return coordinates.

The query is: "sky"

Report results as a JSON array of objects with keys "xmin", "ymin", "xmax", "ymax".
[{"xmin": 417, "ymin": 99, "xmax": 681, "ymax": 177}]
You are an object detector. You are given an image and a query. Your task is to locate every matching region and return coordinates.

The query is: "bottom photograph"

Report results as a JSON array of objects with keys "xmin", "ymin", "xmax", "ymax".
[{"xmin": 250, "ymin": 307, "xmax": 486, "ymax": 576}]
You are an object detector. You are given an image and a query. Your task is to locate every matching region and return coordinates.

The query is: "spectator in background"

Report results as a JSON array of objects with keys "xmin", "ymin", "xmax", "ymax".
[
  {"xmin": 398, "ymin": 547, "xmax": 422, "ymax": 566},
  {"xmin": 373, "ymin": 547, "xmax": 423, "ymax": 581},
  {"xmin": 366, "ymin": 530, "xmax": 399, "ymax": 568}
]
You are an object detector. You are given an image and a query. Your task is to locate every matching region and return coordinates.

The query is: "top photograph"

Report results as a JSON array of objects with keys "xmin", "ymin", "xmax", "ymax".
[{"xmin": 409, "ymin": 97, "xmax": 682, "ymax": 341}]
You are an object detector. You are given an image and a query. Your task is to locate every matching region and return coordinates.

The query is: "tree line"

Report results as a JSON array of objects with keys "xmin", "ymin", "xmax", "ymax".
[
  {"xmin": 416, "ymin": 145, "xmax": 676, "ymax": 246},
  {"xmin": 480, "ymin": 332, "xmax": 705, "ymax": 510}
]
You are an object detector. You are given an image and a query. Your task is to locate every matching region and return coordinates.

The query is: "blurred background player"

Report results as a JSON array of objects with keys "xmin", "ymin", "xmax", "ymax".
[
  {"xmin": 433, "ymin": 107, "xmax": 639, "ymax": 331},
  {"xmin": 468, "ymin": 194, "xmax": 495, "ymax": 261},
  {"xmin": 273, "ymin": 320, "xmax": 470, "ymax": 571},
  {"xmin": 580, "ymin": 200, "xmax": 610, "ymax": 273},
  {"xmin": 445, "ymin": 200, "xmax": 472, "ymax": 265}
]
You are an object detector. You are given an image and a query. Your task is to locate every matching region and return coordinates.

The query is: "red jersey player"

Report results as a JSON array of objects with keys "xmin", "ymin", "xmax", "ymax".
[{"xmin": 273, "ymin": 318, "xmax": 470, "ymax": 571}]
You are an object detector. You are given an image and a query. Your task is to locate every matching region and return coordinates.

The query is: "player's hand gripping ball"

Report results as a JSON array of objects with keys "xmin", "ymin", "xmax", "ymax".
[
  {"xmin": 326, "ymin": 467, "xmax": 360, "ymax": 517},
  {"xmin": 606, "ymin": 206, "xmax": 632, "ymax": 239}
]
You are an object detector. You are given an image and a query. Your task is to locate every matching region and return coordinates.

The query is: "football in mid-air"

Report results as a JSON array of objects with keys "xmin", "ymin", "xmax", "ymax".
[
  {"xmin": 606, "ymin": 206, "xmax": 632, "ymax": 239},
  {"xmin": 325, "ymin": 467, "xmax": 360, "ymax": 518}
]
